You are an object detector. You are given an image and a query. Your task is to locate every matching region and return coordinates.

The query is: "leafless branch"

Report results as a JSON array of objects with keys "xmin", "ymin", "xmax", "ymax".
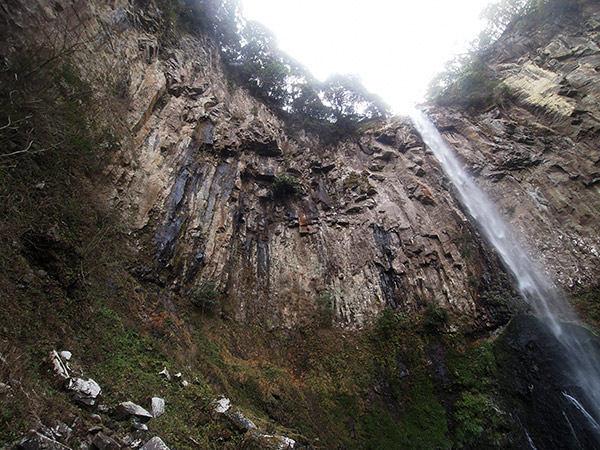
[
  {"xmin": 0, "ymin": 140, "xmax": 34, "ymax": 158},
  {"xmin": 0, "ymin": 115, "xmax": 33, "ymax": 131}
]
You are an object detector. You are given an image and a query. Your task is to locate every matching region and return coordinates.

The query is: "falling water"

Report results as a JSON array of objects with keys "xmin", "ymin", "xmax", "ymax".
[{"xmin": 410, "ymin": 109, "xmax": 600, "ymax": 440}]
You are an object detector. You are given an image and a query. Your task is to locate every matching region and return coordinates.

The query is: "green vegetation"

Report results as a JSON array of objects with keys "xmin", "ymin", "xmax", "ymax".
[
  {"xmin": 270, "ymin": 175, "xmax": 303, "ymax": 200},
  {"xmin": 314, "ymin": 290, "xmax": 334, "ymax": 327},
  {"xmin": 424, "ymin": 301, "xmax": 449, "ymax": 330},
  {"xmin": 572, "ymin": 285, "xmax": 600, "ymax": 332},
  {"xmin": 427, "ymin": 0, "xmax": 584, "ymax": 112},
  {"xmin": 2, "ymin": 1, "xmax": 580, "ymax": 448},
  {"xmin": 191, "ymin": 280, "xmax": 220, "ymax": 313},
  {"xmin": 446, "ymin": 341, "xmax": 513, "ymax": 448},
  {"xmin": 162, "ymin": 0, "xmax": 390, "ymax": 143},
  {"xmin": 428, "ymin": 56, "xmax": 511, "ymax": 112},
  {"xmin": 376, "ymin": 307, "xmax": 408, "ymax": 338}
]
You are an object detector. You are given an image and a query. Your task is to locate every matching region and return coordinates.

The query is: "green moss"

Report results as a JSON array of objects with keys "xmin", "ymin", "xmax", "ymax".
[
  {"xmin": 446, "ymin": 340, "xmax": 514, "ymax": 448},
  {"xmin": 571, "ymin": 285, "xmax": 600, "ymax": 332},
  {"xmin": 454, "ymin": 393, "xmax": 508, "ymax": 448},
  {"xmin": 191, "ymin": 281, "xmax": 220, "ymax": 313},
  {"xmin": 424, "ymin": 302, "xmax": 449, "ymax": 330},
  {"xmin": 315, "ymin": 290, "xmax": 334, "ymax": 327}
]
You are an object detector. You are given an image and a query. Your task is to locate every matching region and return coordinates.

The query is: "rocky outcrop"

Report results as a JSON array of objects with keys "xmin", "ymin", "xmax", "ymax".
[{"xmin": 423, "ymin": 1, "xmax": 600, "ymax": 294}]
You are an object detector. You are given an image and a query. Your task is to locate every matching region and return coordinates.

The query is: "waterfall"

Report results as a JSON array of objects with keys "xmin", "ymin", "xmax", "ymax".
[{"xmin": 410, "ymin": 109, "xmax": 600, "ymax": 441}]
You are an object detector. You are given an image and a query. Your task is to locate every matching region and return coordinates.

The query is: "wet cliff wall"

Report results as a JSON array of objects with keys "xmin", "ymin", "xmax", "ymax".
[
  {"xmin": 425, "ymin": 0, "xmax": 600, "ymax": 305},
  {"xmin": 2, "ymin": 0, "xmax": 511, "ymax": 331}
]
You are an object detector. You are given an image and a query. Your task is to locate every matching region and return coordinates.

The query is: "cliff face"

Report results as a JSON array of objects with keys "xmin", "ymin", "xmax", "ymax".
[
  {"xmin": 2, "ymin": 0, "xmax": 598, "ymax": 333},
  {"xmin": 427, "ymin": 0, "xmax": 600, "ymax": 292},
  {"xmin": 97, "ymin": 2, "xmax": 515, "ymax": 329}
]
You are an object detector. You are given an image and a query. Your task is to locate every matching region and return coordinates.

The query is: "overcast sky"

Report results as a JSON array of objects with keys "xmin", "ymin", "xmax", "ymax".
[{"xmin": 241, "ymin": 0, "xmax": 493, "ymax": 114}]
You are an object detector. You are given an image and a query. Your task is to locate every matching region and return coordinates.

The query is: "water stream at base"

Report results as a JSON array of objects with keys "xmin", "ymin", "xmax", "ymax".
[{"xmin": 410, "ymin": 109, "xmax": 600, "ymax": 440}]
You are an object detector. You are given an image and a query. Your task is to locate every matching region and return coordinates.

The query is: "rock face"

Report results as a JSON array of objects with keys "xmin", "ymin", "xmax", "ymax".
[
  {"xmin": 91, "ymin": 0, "xmax": 514, "ymax": 329},
  {"xmin": 424, "ymin": 1, "xmax": 600, "ymax": 294},
  {"xmin": 495, "ymin": 315, "xmax": 600, "ymax": 450},
  {"xmin": 2, "ymin": 0, "xmax": 598, "ymax": 331}
]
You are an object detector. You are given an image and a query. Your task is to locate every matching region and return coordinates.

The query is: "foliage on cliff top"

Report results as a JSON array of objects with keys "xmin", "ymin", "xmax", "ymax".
[
  {"xmin": 162, "ymin": 0, "xmax": 390, "ymax": 142},
  {"xmin": 427, "ymin": 0, "xmax": 586, "ymax": 111}
]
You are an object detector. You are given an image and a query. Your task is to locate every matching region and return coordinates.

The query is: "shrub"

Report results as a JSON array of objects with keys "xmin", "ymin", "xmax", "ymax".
[
  {"xmin": 424, "ymin": 302, "xmax": 449, "ymax": 329},
  {"xmin": 191, "ymin": 281, "xmax": 219, "ymax": 313},
  {"xmin": 376, "ymin": 307, "xmax": 408, "ymax": 338},
  {"xmin": 315, "ymin": 290, "xmax": 334, "ymax": 327},
  {"xmin": 271, "ymin": 175, "xmax": 302, "ymax": 200}
]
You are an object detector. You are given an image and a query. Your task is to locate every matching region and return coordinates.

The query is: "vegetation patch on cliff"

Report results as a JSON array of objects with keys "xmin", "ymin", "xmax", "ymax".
[{"xmin": 427, "ymin": 0, "xmax": 586, "ymax": 112}]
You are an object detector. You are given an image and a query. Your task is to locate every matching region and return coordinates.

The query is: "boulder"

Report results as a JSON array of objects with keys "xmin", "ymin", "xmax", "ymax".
[
  {"xmin": 150, "ymin": 397, "xmax": 165, "ymax": 418},
  {"xmin": 52, "ymin": 423, "xmax": 72, "ymax": 442},
  {"xmin": 91, "ymin": 432, "xmax": 119, "ymax": 450},
  {"xmin": 157, "ymin": 367, "xmax": 171, "ymax": 381},
  {"xmin": 140, "ymin": 437, "xmax": 169, "ymax": 450},
  {"xmin": 132, "ymin": 423, "xmax": 148, "ymax": 431},
  {"xmin": 241, "ymin": 431, "xmax": 296, "ymax": 450},
  {"xmin": 49, "ymin": 351, "xmax": 69, "ymax": 379},
  {"xmin": 121, "ymin": 435, "xmax": 142, "ymax": 449},
  {"xmin": 18, "ymin": 430, "xmax": 72, "ymax": 450},
  {"xmin": 115, "ymin": 401, "xmax": 153, "ymax": 422},
  {"xmin": 224, "ymin": 409, "xmax": 257, "ymax": 432},
  {"xmin": 66, "ymin": 378, "xmax": 101, "ymax": 407},
  {"xmin": 211, "ymin": 396, "xmax": 231, "ymax": 414}
]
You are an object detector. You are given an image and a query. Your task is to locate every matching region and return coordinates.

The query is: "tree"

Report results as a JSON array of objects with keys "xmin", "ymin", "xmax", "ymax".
[{"xmin": 323, "ymin": 74, "xmax": 389, "ymax": 122}]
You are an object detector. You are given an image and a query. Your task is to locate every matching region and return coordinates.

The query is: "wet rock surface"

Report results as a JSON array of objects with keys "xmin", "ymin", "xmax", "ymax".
[{"xmin": 496, "ymin": 315, "xmax": 600, "ymax": 450}]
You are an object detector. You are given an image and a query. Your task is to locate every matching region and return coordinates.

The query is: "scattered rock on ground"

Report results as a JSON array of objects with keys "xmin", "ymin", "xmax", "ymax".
[
  {"xmin": 224, "ymin": 409, "xmax": 257, "ymax": 432},
  {"xmin": 18, "ymin": 430, "xmax": 72, "ymax": 450},
  {"xmin": 122, "ymin": 434, "xmax": 143, "ymax": 448},
  {"xmin": 115, "ymin": 401, "xmax": 153, "ymax": 422},
  {"xmin": 49, "ymin": 350, "xmax": 70, "ymax": 379},
  {"xmin": 91, "ymin": 432, "xmax": 120, "ymax": 450},
  {"xmin": 151, "ymin": 397, "xmax": 165, "ymax": 418},
  {"xmin": 211, "ymin": 396, "xmax": 231, "ymax": 413},
  {"xmin": 241, "ymin": 431, "xmax": 296, "ymax": 450},
  {"xmin": 140, "ymin": 437, "xmax": 170, "ymax": 450},
  {"xmin": 52, "ymin": 423, "xmax": 72, "ymax": 442},
  {"xmin": 132, "ymin": 423, "xmax": 148, "ymax": 431},
  {"xmin": 66, "ymin": 378, "xmax": 101, "ymax": 407},
  {"xmin": 158, "ymin": 368, "xmax": 171, "ymax": 381}
]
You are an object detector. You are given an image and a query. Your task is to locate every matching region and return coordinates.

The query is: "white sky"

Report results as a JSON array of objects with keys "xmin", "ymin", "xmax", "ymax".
[{"xmin": 241, "ymin": 0, "xmax": 493, "ymax": 114}]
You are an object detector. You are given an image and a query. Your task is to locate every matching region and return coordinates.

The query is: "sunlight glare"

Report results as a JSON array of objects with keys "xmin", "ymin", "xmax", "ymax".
[{"xmin": 241, "ymin": 0, "xmax": 491, "ymax": 114}]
